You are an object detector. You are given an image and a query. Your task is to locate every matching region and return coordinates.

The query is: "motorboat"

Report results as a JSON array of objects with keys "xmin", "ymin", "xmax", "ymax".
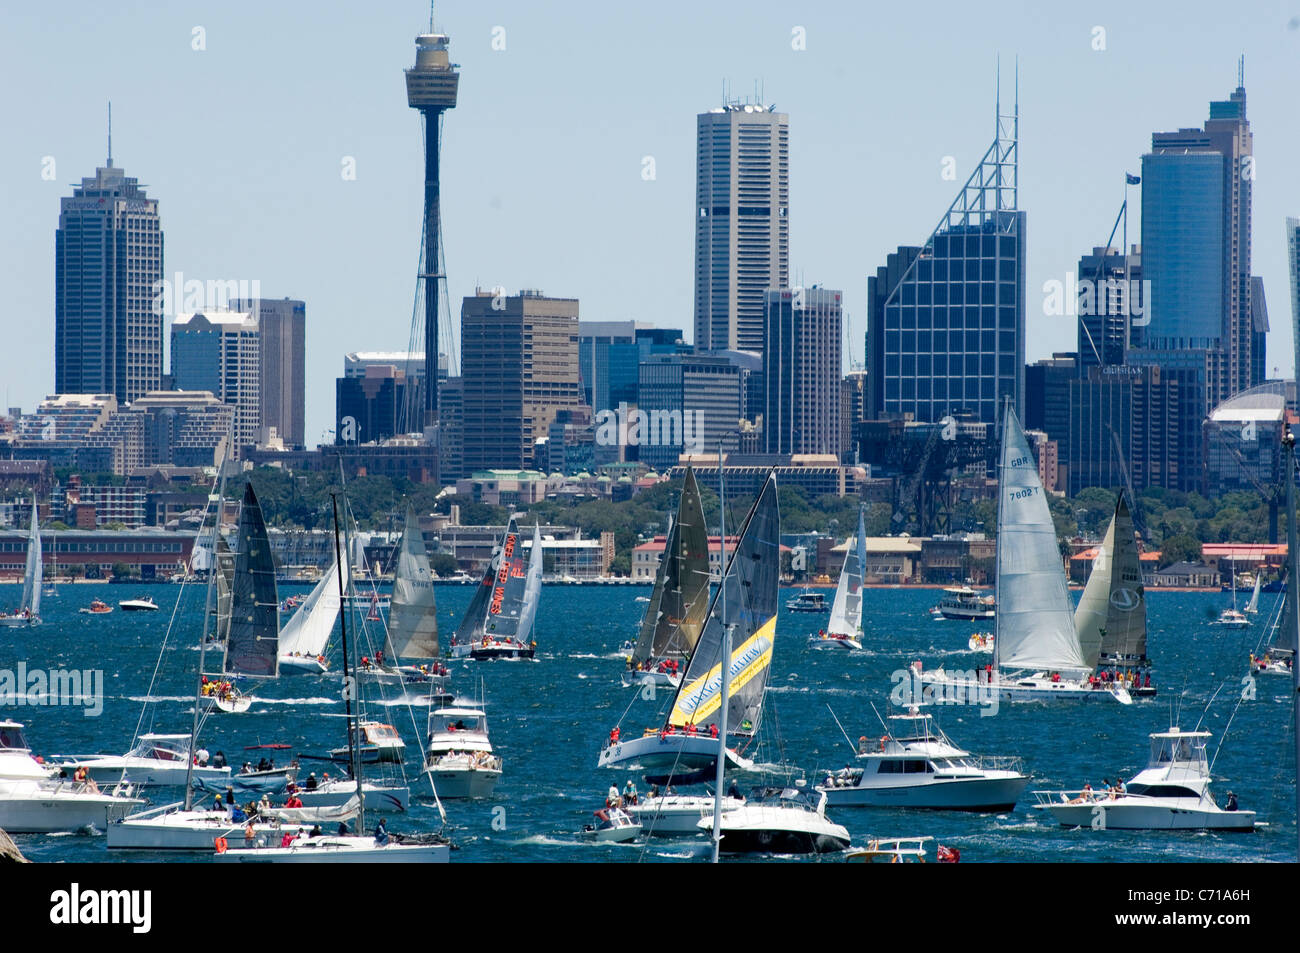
[
  {"xmin": 580, "ymin": 807, "xmax": 640, "ymax": 843},
  {"xmin": 329, "ymin": 721, "xmax": 406, "ymax": 765},
  {"xmin": 213, "ymin": 830, "xmax": 448, "ymax": 863},
  {"xmin": 932, "ymin": 586, "xmax": 995, "ymax": 621},
  {"xmin": 0, "ymin": 720, "xmax": 143, "ymax": 833},
  {"xmin": 845, "ymin": 837, "xmax": 935, "ymax": 863},
  {"xmin": 420, "ymin": 706, "xmax": 501, "ymax": 798},
  {"xmin": 1032, "ymin": 728, "xmax": 1256, "ymax": 831},
  {"xmin": 703, "ymin": 784, "xmax": 850, "ymax": 855},
  {"xmin": 57, "ymin": 733, "xmax": 233, "ymax": 787},
  {"xmin": 968, "ymin": 633, "xmax": 994, "ymax": 653},
  {"xmin": 118, "ymin": 596, "xmax": 159, "ymax": 611},
  {"xmin": 78, "ymin": 600, "xmax": 113, "ymax": 615},
  {"xmin": 624, "ymin": 792, "xmax": 745, "ymax": 836},
  {"xmin": 785, "ymin": 589, "xmax": 827, "ymax": 613},
  {"xmin": 816, "ymin": 707, "xmax": 1029, "ymax": 811},
  {"xmin": 1212, "ymin": 608, "xmax": 1250, "ymax": 628}
]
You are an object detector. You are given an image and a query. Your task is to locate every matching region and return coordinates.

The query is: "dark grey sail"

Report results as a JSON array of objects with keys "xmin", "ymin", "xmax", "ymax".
[
  {"xmin": 483, "ymin": 519, "xmax": 530, "ymax": 640},
  {"xmin": 631, "ymin": 467, "xmax": 711, "ymax": 667},
  {"xmin": 667, "ymin": 472, "xmax": 780, "ymax": 738},
  {"xmin": 454, "ymin": 552, "xmax": 497, "ymax": 644},
  {"xmin": 223, "ymin": 483, "xmax": 280, "ymax": 678}
]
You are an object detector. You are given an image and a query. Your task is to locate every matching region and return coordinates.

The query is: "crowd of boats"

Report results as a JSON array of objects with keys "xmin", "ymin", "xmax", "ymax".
[{"xmin": 2, "ymin": 403, "xmax": 1297, "ymax": 862}]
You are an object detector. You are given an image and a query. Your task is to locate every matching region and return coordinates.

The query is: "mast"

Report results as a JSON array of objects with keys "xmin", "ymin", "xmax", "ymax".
[
  {"xmin": 185, "ymin": 458, "xmax": 229, "ymax": 811},
  {"xmin": 1283, "ymin": 426, "xmax": 1299, "ymax": 861},
  {"xmin": 332, "ymin": 493, "xmax": 364, "ymax": 834},
  {"xmin": 711, "ymin": 444, "xmax": 731, "ymax": 864}
]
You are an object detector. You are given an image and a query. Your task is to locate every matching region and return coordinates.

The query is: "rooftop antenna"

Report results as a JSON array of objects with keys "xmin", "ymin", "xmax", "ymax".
[
  {"xmin": 107, "ymin": 101, "xmax": 112, "ymax": 166},
  {"xmin": 1237, "ymin": 53, "xmax": 1244, "ymax": 88}
]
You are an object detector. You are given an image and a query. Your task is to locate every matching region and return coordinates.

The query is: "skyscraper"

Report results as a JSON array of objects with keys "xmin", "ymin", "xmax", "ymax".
[
  {"xmin": 762, "ymin": 286, "xmax": 842, "ymax": 455},
  {"xmin": 406, "ymin": 25, "xmax": 459, "ymax": 429},
  {"xmin": 170, "ymin": 311, "xmax": 260, "ymax": 456},
  {"xmin": 1141, "ymin": 81, "xmax": 1253, "ymax": 405},
  {"xmin": 231, "ymin": 297, "xmax": 306, "ymax": 448},
  {"xmin": 694, "ymin": 102, "xmax": 789, "ymax": 353},
  {"xmin": 1287, "ymin": 217, "xmax": 1300, "ymax": 383},
  {"xmin": 55, "ymin": 147, "xmax": 163, "ymax": 404},
  {"xmin": 460, "ymin": 290, "xmax": 582, "ymax": 471},
  {"xmin": 866, "ymin": 91, "xmax": 1023, "ymax": 428},
  {"xmin": 1076, "ymin": 245, "xmax": 1144, "ymax": 372}
]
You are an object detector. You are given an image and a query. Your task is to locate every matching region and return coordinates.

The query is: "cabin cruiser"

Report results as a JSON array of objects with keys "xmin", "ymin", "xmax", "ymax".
[
  {"xmin": 703, "ymin": 783, "xmax": 850, "ymax": 854},
  {"xmin": 1212, "ymin": 608, "xmax": 1250, "ymax": 628},
  {"xmin": 420, "ymin": 707, "xmax": 501, "ymax": 798},
  {"xmin": 0, "ymin": 720, "xmax": 143, "ymax": 833},
  {"xmin": 817, "ymin": 707, "xmax": 1029, "ymax": 811},
  {"xmin": 328, "ymin": 721, "xmax": 406, "ymax": 765},
  {"xmin": 785, "ymin": 589, "xmax": 827, "ymax": 613},
  {"xmin": 118, "ymin": 596, "xmax": 159, "ymax": 611},
  {"xmin": 57, "ymin": 733, "xmax": 233, "ymax": 787},
  {"xmin": 932, "ymin": 586, "xmax": 995, "ymax": 621},
  {"xmin": 1032, "ymin": 728, "xmax": 1256, "ymax": 831},
  {"xmin": 624, "ymin": 791, "xmax": 746, "ymax": 836}
]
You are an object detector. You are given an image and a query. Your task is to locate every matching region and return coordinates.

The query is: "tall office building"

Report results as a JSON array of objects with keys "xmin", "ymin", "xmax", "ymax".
[
  {"xmin": 1289, "ymin": 217, "xmax": 1300, "ymax": 385},
  {"xmin": 55, "ymin": 151, "xmax": 163, "ymax": 404},
  {"xmin": 231, "ymin": 297, "xmax": 305, "ymax": 448},
  {"xmin": 460, "ymin": 290, "xmax": 582, "ymax": 471},
  {"xmin": 170, "ymin": 311, "xmax": 260, "ymax": 456},
  {"xmin": 637, "ymin": 353, "xmax": 743, "ymax": 472},
  {"xmin": 1076, "ymin": 246, "xmax": 1144, "ymax": 372},
  {"xmin": 1141, "ymin": 81, "xmax": 1253, "ymax": 405},
  {"xmin": 694, "ymin": 102, "xmax": 789, "ymax": 353},
  {"xmin": 406, "ymin": 25, "xmax": 459, "ymax": 428},
  {"xmin": 867, "ymin": 93, "xmax": 1023, "ymax": 428},
  {"xmin": 763, "ymin": 286, "xmax": 842, "ymax": 455}
]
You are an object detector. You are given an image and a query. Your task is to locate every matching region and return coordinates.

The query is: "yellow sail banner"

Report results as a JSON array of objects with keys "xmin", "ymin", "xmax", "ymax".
[{"xmin": 669, "ymin": 615, "xmax": 776, "ymax": 727}]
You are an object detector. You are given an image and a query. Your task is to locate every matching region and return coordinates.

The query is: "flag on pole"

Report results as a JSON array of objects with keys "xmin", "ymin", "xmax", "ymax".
[{"xmin": 1125, "ymin": 173, "xmax": 1141, "ymax": 185}]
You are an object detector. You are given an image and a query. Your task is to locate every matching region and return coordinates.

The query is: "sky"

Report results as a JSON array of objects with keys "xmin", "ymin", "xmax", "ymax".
[{"xmin": 3, "ymin": 0, "xmax": 1299, "ymax": 448}]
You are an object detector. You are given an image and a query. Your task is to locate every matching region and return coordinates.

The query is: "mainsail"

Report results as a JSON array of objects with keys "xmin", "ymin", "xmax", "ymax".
[
  {"xmin": 514, "ymin": 523, "xmax": 544, "ymax": 645},
  {"xmin": 387, "ymin": 507, "xmax": 439, "ymax": 658},
  {"xmin": 279, "ymin": 551, "xmax": 349, "ymax": 661},
  {"xmin": 19, "ymin": 499, "xmax": 42, "ymax": 619},
  {"xmin": 1270, "ymin": 569, "xmax": 1296, "ymax": 655},
  {"xmin": 995, "ymin": 405, "xmax": 1087, "ymax": 674},
  {"xmin": 482, "ymin": 519, "xmax": 530, "ymax": 640},
  {"xmin": 1074, "ymin": 493, "xmax": 1146, "ymax": 669},
  {"xmin": 224, "ymin": 483, "xmax": 280, "ymax": 678},
  {"xmin": 212, "ymin": 534, "xmax": 234, "ymax": 642},
  {"xmin": 827, "ymin": 506, "xmax": 866, "ymax": 637},
  {"xmin": 667, "ymin": 472, "xmax": 780, "ymax": 737},
  {"xmin": 454, "ymin": 552, "xmax": 497, "ymax": 644},
  {"xmin": 631, "ymin": 467, "xmax": 711, "ymax": 667}
]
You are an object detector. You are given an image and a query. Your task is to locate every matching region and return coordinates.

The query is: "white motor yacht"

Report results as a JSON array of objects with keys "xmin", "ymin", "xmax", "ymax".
[
  {"xmin": 57, "ymin": 733, "xmax": 232, "ymax": 787},
  {"xmin": 420, "ymin": 707, "xmax": 501, "ymax": 798},
  {"xmin": 817, "ymin": 707, "xmax": 1029, "ymax": 811},
  {"xmin": 213, "ymin": 831, "xmax": 448, "ymax": 863},
  {"xmin": 703, "ymin": 783, "xmax": 850, "ymax": 855},
  {"xmin": 1032, "ymin": 728, "xmax": 1256, "ymax": 831},
  {"xmin": 625, "ymin": 792, "xmax": 746, "ymax": 836}
]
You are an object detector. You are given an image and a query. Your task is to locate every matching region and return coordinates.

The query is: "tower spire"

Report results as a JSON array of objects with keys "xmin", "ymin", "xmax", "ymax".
[{"xmin": 107, "ymin": 101, "xmax": 113, "ymax": 166}]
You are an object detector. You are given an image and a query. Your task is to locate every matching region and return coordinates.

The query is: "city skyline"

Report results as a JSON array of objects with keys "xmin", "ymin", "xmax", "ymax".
[{"xmin": 4, "ymin": 2, "xmax": 1300, "ymax": 448}]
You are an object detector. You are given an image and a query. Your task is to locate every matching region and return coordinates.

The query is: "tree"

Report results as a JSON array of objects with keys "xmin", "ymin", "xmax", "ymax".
[
  {"xmin": 430, "ymin": 553, "xmax": 460, "ymax": 577},
  {"xmin": 1159, "ymin": 534, "xmax": 1202, "ymax": 569}
]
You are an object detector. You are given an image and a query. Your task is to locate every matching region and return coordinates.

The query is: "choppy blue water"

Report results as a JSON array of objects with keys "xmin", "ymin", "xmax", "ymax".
[{"xmin": 2, "ymin": 582, "xmax": 1295, "ymax": 863}]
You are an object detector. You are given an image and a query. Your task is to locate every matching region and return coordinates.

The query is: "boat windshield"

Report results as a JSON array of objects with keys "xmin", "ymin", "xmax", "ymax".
[
  {"xmin": 0, "ymin": 724, "xmax": 30, "ymax": 752},
  {"xmin": 749, "ymin": 786, "xmax": 818, "ymax": 810}
]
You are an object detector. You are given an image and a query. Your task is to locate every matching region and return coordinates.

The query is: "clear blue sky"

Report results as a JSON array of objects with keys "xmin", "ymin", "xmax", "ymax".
[{"xmin": 3, "ymin": 1, "xmax": 1298, "ymax": 448}]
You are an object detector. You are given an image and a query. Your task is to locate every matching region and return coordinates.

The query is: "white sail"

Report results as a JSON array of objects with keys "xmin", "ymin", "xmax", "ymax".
[
  {"xmin": 995, "ymin": 406, "xmax": 1087, "ymax": 673},
  {"xmin": 1245, "ymin": 573, "xmax": 1262, "ymax": 614},
  {"xmin": 278, "ymin": 552, "xmax": 349, "ymax": 660},
  {"xmin": 1073, "ymin": 494, "xmax": 1146, "ymax": 669},
  {"xmin": 21, "ymin": 500, "xmax": 42, "ymax": 619},
  {"xmin": 515, "ymin": 523, "xmax": 544, "ymax": 644},
  {"xmin": 827, "ymin": 508, "xmax": 865, "ymax": 637},
  {"xmin": 387, "ymin": 508, "xmax": 439, "ymax": 658}
]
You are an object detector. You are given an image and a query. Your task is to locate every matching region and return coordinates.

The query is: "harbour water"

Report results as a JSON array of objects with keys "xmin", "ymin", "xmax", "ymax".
[{"xmin": 3, "ymin": 582, "xmax": 1295, "ymax": 863}]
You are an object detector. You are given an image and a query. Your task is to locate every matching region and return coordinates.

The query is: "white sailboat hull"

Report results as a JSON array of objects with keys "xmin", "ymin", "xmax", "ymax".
[
  {"xmin": 598, "ymin": 732, "xmax": 753, "ymax": 773},
  {"xmin": 919, "ymin": 670, "xmax": 1132, "ymax": 704},
  {"xmin": 619, "ymin": 670, "xmax": 680, "ymax": 689},
  {"xmin": 298, "ymin": 780, "xmax": 410, "ymax": 813},
  {"xmin": 0, "ymin": 785, "xmax": 142, "ymax": 833},
  {"xmin": 213, "ymin": 835, "xmax": 449, "ymax": 863},
  {"xmin": 278, "ymin": 655, "xmax": 329, "ymax": 675},
  {"xmin": 107, "ymin": 808, "xmax": 289, "ymax": 850},
  {"xmin": 0, "ymin": 617, "xmax": 40, "ymax": 628},
  {"xmin": 64, "ymin": 758, "xmax": 232, "ymax": 788},
  {"xmin": 807, "ymin": 633, "xmax": 861, "ymax": 650}
]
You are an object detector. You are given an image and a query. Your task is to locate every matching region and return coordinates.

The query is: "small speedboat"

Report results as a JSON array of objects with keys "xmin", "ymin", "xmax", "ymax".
[
  {"xmin": 118, "ymin": 596, "xmax": 159, "ymax": 611},
  {"xmin": 1212, "ymin": 609, "xmax": 1250, "ymax": 628},
  {"xmin": 78, "ymin": 600, "xmax": 113, "ymax": 615},
  {"xmin": 845, "ymin": 837, "xmax": 935, "ymax": 863},
  {"xmin": 581, "ymin": 807, "xmax": 641, "ymax": 843}
]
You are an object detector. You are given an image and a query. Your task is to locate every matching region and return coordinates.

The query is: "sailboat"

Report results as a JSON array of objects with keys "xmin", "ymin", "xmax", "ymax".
[
  {"xmin": 0, "ymin": 500, "xmax": 41, "ymax": 627},
  {"xmin": 448, "ymin": 519, "xmax": 542, "ymax": 660},
  {"xmin": 918, "ymin": 404, "xmax": 1131, "ymax": 704},
  {"xmin": 1250, "ymin": 570, "xmax": 1295, "ymax": 676},
  {"xmin": 278, "ymin": 548, "xmax": 349, "ymax": 675},
  {"xmin": 1213, "ymin": 569, "xmax": 1251, "ymax": 627},
  {"xmin": 214, "ymin": 494, "xmax": 448, "ymax": 863},
  {"xmin": 1073, "ymin": 492, "xmax": 1155, "ymax": 697},
  {"xmin": 201, "ymin": 484, "xmax": 280, "ymax": 712},
  {"xmin": 43, "ymin": 530, "xmax": 57, "ymax": 598},
  {"xmin": 1244, "ymin": 572, "xmax": 1262, "ymax": 615},
  {"xmin": 600, "ymin": 473, "xmax": 780, "ymax": 777},
  {"xmin": 622, "ymin": 467, "xmax": 710, "ymax": 687},
  {"xmin": 808, "ymin": 506, "xmax": 866, "ymax": 650}
]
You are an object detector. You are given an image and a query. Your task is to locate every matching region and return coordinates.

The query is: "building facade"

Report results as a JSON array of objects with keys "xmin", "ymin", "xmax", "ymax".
[
  {"xmin": 762, "ymin": 286, "xmax": 842, "ymax": 455},
  {"xmin": 171, "ymin": 311, "xmax": 260, "ymax": 455},
  {"xmin": 231, "ymin": 297, "xmax": 306, "ymax": 448}
]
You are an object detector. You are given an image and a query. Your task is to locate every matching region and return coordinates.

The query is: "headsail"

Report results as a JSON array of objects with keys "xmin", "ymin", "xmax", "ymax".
[
  {"xmin": 514, "ymin": 523, "xmax": 544, "ymax": 645},
  {"xmin": 1272, "ymin": 569, "xmax": 1296, "ymax": 655},
  {"xmin": 631, "ymin": 467, "xmax": 711, "ymax": 666},
  {"xmin": 224, "ymin": 483, "xmax": 280, "ymax": 677},
  {"xmin": 387, "ymin": 507, "xmax": 439, "ymax": 658},
  {"xmin": 213, "ymin": 534, "xmax": 234, "ymax": 642},
  {"xmin": 19, "ymin": 499, "xmax": 42, "ymax": 619},
  {"xmin": 995, "ymin": 405, "xmax": 1087, "ymax": 673},
  {"xmin": 828, "ymin": 506, "xmax": 866, "ymax": 637},
  {"xmin": 1073, "ymin": 493, "xmax": 1146, "ymax": 669},
  {"xmin": 454, "ymin": 551, "xmax": 497, "ymax": 644},
  {"xmin": 668, "ymin": 472, "xmax": 780, "ymax": 737},
  {"xmin": 1245, "ymin": 573, "xmax": 1262, "ymax": 614},
  {"xmin": 279, "ymin": 550, "xmax": 349, "ymax": 660}
]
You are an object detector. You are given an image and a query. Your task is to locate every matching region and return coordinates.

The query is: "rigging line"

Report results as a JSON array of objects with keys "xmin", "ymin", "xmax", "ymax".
[{"xmin": 825, "ymin": 702, "xmax": 857, "ymax": 752}]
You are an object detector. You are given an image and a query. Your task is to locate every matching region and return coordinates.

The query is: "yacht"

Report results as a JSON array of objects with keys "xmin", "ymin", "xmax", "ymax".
[
  {"xmin": 785, "ymin": 589, "xmax": 827, "ymax": 613},
  {"xmin": 420, "ymin": 706, "xmax": 501, "ymax": 798},
  {"xmin": 213, "ymin": 830, "xmax": 448, "ymax": 863},
  {"xmin": 625, "ymin": 791, "xmax": 746, "ymax": 836},
  {"xmin": 703, "ymin": 783, "xmax": 850, "ymax": 855},
  {"xmin": 118, "ymin": 596, "xmax": 159, "ymax": 611},
  {"xmin": 57, "ymin": 733, "xmax": 233, "ymax": 787},
  {"xmin": 932, "ymin": 586, "xmax": 995, "ymax": 621},
  {"xmin": 1212, "ymin": 608, "xmax": 1250, "ymax": 628},
  {"xmin": 1032, "ymin": 728, "xmax": 1256, "ymax": 831},
  {"xmin": 816, "ymin": 707, "xmax": 1029, "ymax": 811},
  {"xmin": 328, "ymin": 721, "xmax": 406, "ymax": 765},
  {"xmin": 0, "ymin": 720, "xmax": 143, "ymax": 833}
]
